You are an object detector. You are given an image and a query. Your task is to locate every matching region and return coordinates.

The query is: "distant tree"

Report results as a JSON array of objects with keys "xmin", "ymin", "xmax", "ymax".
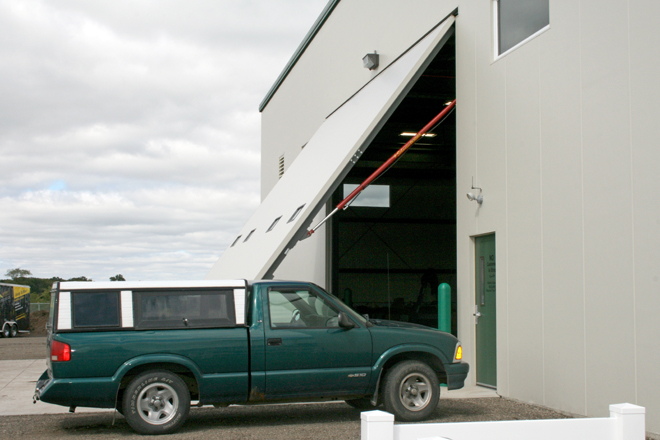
[
  {"xmin": 68, "ymin": 276, "xmax": 92, "ymax": 282},
  {"xmin": 5, "ymin": 268, "xmax": 32, "ymax": 280},
  {"xmin": 110, "ymin": 274, "xmax": 126, "ymax": 281}
]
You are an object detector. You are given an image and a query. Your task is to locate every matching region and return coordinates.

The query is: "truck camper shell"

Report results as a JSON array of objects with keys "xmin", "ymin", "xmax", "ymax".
[{"xmin": 50, "ymin": 279, "xmax": 248, "ymax": 332}]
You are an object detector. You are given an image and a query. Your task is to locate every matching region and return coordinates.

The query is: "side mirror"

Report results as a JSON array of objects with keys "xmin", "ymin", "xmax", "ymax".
[{"xmin": 338, "ymin": 312, "xmax": 356, "ymax": 329}]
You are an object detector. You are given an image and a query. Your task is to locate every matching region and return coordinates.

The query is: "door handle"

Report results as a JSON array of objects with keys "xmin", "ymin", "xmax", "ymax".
[
  {"xmin": 473, "ymin": 305, "xmax": 481, "ymax": 324},
  {"xmin": 267, "ymin": 338, "xmax": 282, "ymax": 346}
]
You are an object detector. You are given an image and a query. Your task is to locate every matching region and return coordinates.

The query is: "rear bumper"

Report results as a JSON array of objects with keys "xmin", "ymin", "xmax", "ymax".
[
  {"xmin": 34, "ymin": 369, "xmax": 116, "ymax": 408},
  {"xmin": 444, "ymin": 361, "xmax": 469, "ymax": 390},
  {"xmin": 33, "ymin": 370, "xmax": 50, "ymax": 403}
]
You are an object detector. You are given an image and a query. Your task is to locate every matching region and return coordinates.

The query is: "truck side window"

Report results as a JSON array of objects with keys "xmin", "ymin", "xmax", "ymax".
[
  {"xmin": 72, "ymin": 291, "xmax": 120, "ymax": 328},
  {"xmin": 135, "ymin": 290, "xmax": 236, "ymax": 329},
  {"xmin": 268, "ymin": 288, "xmax": 339, "ymax": 328}
]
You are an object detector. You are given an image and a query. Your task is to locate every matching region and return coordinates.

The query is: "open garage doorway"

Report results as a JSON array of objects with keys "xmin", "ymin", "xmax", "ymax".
[{"xmin": 330, "ymin": 32, "xmax": 457, "ymax": 335}]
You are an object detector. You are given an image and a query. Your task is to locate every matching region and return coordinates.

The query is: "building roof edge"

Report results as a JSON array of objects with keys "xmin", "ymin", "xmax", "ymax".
[{"xmin": 258, "ymin": 0, "xmax": 341, "ymax": 112}]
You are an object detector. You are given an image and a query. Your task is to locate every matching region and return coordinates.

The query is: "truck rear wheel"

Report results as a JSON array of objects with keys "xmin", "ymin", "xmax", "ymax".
[
  {"xmin": 382, "ymin": 360, "xmax": 440, "ymax": 421},
  {"xmin": 1, "ymin": 325, "xmax": 9, "ymax": 338},
  {"xmin": 9, "ymin": 324, "xmax": 18, "ymax": 338},
  {"xmin": 123, "ymin": 370, "xmax": 190, "ymax": 435}
]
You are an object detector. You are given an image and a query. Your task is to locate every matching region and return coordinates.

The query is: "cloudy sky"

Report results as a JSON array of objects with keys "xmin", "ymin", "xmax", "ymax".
[{"xmin": 0, "ymin": 0, "xmax": 328, "ymax": 281}]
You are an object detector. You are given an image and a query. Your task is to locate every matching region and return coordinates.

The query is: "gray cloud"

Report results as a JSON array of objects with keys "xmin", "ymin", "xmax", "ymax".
[{"xmin": 0, "ymin": 0, "xmax": 328, "ymax": 281}]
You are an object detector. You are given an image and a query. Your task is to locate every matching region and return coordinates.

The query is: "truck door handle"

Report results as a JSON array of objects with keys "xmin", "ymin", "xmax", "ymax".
[{"xmin": 267, "ymin": 338, "xmax": 282, "ymax": 346}]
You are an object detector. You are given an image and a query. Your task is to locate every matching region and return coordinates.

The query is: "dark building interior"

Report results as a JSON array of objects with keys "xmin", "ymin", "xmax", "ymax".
[{"xmin": 331, "ymin": 31, "xmax": 457, "ymax": 334}]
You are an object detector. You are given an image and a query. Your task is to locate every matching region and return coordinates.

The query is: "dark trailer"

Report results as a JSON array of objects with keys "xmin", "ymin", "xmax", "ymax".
[{"xmin": 0, "ymin": 283, "xmax": 30, "ymax": 337}]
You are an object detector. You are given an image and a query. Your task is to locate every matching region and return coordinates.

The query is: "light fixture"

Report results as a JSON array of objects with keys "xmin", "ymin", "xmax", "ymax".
[
  {"xmin": 399, "ymin": 132, "xmax": 436, "ymax": 137},
  {"xmin": 467, "ymin": 177, "xmax": 483, "ymax": 204},
  {"xmin": 363, "ymin": 51, "xmax": 379, "ymax": 70},
  {"xmin": 466, "ymin": 192, "xmax": 483, "ymax": 204}
]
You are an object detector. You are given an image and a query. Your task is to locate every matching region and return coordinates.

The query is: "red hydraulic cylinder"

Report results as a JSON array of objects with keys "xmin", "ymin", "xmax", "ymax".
[{"xmin": 307, "ymin": 99, "xmax": 456, "ymax": 236}]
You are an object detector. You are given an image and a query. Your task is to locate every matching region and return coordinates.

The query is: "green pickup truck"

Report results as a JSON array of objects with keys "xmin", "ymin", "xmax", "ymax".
[{"xmin": 34, "ymin": 280, "xmax": 469, "ymax": 434}]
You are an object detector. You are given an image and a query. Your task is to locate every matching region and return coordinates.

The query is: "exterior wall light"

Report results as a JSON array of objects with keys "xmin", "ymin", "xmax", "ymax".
[
  {"xmin": 467, "ymin": 177, "xmax": 483, "ymax": 204},
  {"xmin": 467, "ymin": 192, "xmax": 483, "ymax": 204},
  {"xmin": 363, "ymin": 51, "xmax": 379, "ymax": 70}
]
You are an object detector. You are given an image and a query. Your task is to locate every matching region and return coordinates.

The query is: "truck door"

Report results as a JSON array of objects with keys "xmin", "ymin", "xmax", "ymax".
[{"xmin": 263, "ymin": 285, "xmax": 372, "ymax": 399}]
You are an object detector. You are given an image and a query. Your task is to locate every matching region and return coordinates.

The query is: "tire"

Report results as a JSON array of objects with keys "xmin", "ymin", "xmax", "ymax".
[
  {"xmin": 1, "ymin": 325, "xmax": 9, "ymax": 338},
  {"xmin": 382, "ymin": 360, "xmax": 440, "ymax": 421},
  {"xmin": 122, "ymin": 370, "xmax": 190, "ymax": 435},
  {"xmin": 9, "ymin": 325, "xmax": 18, "ymax": 338},
  {"xmin": 345, "ymin": 398, "xmax": 376, "ymax": 410}
]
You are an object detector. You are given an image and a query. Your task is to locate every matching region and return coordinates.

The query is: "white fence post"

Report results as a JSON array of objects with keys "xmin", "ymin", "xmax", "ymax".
[
  {"xmin": 610, "ymin": 403, "xmax": 645, "ymax": 440},
  {"xmin": 361, "ymin": 410, "xmax": 394, "ymax": 440}
]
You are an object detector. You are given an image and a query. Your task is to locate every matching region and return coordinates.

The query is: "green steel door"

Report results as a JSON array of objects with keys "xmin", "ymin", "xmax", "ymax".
[{"xmin": 475, "ymin": 234, "xmax": 496, "ymax": 388}]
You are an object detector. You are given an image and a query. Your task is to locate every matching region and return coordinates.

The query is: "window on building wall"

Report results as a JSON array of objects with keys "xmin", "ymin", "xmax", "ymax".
[
  {"xmin": 495, "ymin": 0, "xmax": 549, "ymax": 56},
  {"xmin": 267, "ymin": 216, "xmax": 281, "ymax": 232},
  {"xmin": 343, "ymin": 184, "xmax": 390, "ymax": 208}
]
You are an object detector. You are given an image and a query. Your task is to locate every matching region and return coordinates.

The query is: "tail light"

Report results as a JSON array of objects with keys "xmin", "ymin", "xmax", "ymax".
[{"xmin": 51, "ymin": 340, "xmax": 71, "ymax": 362}]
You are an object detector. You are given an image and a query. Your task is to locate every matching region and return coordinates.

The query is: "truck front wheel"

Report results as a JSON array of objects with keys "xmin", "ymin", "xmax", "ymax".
[
  {"xmin": 382, "ymin": 360, "xmax": 440, "ymax": 421},
  {"xmin": 123, "ymin": 370, "xmax": 190, "ymax": 435},
  {"xmin": 9, "ymin": 324, "xmax": 18, "ymax": 338},
  {"xmin": 1, "ymin": 325, "xmax": 9, "ymax": 338}
]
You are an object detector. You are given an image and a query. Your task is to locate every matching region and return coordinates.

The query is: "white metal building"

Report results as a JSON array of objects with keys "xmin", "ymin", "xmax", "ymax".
[{"xmin": 207, "ymin": 0, "xmax": 660, "ymax": 435}]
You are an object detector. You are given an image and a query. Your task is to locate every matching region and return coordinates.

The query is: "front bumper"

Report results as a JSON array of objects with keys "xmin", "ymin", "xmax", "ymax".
[{"xmin": 444, "ymin": 361, "xmax": 470, "ymax": 390}]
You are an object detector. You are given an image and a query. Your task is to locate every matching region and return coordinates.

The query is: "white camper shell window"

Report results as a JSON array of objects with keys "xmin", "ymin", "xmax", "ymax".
[
  {"xmin": 72, "ymin": 291, "xmax": 121, "ymax": 328},
  {"xmin": 134, "ymin": 290, "xmax": 237, "ymax": 330}
]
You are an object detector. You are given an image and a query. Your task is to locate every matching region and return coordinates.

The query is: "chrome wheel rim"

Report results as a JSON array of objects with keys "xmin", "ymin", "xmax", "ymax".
[
  {"xmin": 398, "ymin": 372, "xmax": 432, "ymax": 411},
  {"xmin": 137, "ymin": 382, "xmax": 179, "ymax": 425}
]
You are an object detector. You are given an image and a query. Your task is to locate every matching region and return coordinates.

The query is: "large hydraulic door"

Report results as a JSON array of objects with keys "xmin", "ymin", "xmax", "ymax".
[{"xmin": 206, "ymin": 15, "xmax": 456, "ymax": 280}]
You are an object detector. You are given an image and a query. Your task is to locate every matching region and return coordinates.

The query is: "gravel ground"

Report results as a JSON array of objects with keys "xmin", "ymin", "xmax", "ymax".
[
  {"xmin": 0, "ymin": 335, "xmax": 46, "ymax": 360},
  {"xmin": 0, "ymin": 398, "xmax": 573, "ymax": 440},
  {"xmin": 0, "ymin": 337, "xmax": 580, "ymax": 438}
]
